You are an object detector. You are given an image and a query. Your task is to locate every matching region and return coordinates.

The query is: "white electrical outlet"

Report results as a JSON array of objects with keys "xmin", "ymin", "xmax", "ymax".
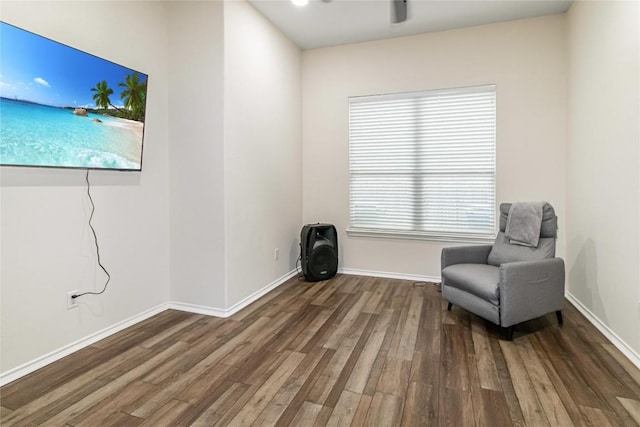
[
  {"xmin": 67, "ymin": 290, "xmax": 79, "ymax": 310},
  {"xmin": 274, "ymin": 248, "xmax": 279, "ymax": 260}
]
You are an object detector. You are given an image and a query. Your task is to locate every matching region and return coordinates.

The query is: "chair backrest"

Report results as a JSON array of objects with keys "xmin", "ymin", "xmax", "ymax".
[{"xmin": 487, "ymin": 202, "xmax": 558, "ymax": 266}]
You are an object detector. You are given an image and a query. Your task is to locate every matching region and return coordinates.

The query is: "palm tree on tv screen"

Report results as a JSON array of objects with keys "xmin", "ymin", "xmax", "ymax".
[
  {"xmin": 91, "ymin": 80, "xmax": 125, "ymax": 114},
  {"xmin": 119, "ymin": 72, "xmax": 147, "ymax": 122}
]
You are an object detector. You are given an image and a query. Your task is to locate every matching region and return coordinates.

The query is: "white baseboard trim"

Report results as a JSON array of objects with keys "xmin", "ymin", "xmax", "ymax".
[
  {"xmin": 565, "ymin": 291, "xmax": 640, "ymax": 369},
  {"xmin": 0, "ymin": 302, "xmax": 170, "ymax": 387},
  {"xmin": 224, "ymin": 269, "xmax": 298, "ymax": 316},
  {"xmin": 168, "ymin": 269, "xmax": 297, "ymax": 318},
  {"xmin": 339, "ymin": 268, "xmax": 440, "ymax": 283},
  {"xmin": 5, "ymin": 272, "xmax": 636, "ymax": 388},
  {"xmin": 167, "ymin": 302, "xmax": 228, "ymax": 318},
  {"xmin": 0, "ymin": 269, "xmax": 298, "ymax": 387}
]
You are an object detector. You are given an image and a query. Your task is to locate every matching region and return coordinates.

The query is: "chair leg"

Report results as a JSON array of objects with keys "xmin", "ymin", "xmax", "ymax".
[
  {"xmin": 505, "ymin": 326, "xmax": 514, "ymax": 341},
  {"xmin": 447, "ymin": 302, "xmax": 452, "ymax": 311},
  {"xmin": 556, "ymin": 310, "xmax": 563, "ymax": 326}
]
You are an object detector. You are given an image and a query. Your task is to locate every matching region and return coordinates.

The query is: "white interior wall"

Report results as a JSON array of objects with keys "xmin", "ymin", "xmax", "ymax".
[
  {"xmin": 302, "ymin": 15, "xmax": 567, "ymax": 278},
  {"xmin": 0, "ymin": 1, "xmax": 171, "ymax": 373},
  {"xmin": 223, "ymin": 0, "xmax": 303, "ymax": 307},
  {"xmin": 566, "ymin": 0, "xmax": 640, "ymax": 355},
  {"xmin": 3, "ymin": 0, "xmax": 639, "ymax": 383},
  {"xmin": 168, "ymin": 1, "xmax": 226, "ymax": 308}
]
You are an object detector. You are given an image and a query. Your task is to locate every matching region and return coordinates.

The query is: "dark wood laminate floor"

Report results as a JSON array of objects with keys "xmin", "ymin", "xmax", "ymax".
[{"xmin": 2, "ymin": 274, "xmax": 640, "ymax": 426}]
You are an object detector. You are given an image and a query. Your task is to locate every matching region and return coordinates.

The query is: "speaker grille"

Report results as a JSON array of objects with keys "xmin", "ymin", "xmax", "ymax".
[{"xmin": 309, "ymin": 242, "xmax": 337, "ymax": 279}]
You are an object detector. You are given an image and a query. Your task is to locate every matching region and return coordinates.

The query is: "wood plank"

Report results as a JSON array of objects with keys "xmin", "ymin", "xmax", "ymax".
[
  {"xmin": 272, "ymin": 349, "xmax": 336, "ymax": 427},
  {"xmin": 595, "ymin": 344, "xmax": 640, "ymax": 397},
  {"xmin": 489, "ymin": 337, "xmax": 526, "ymax": 426},
  {"xmin": 515, "ymin": 337, "xmax": 574, "ymax": 426},
  {"xmin": 130, "ymin": 316, "xmax": 273, "ymax": 419},
  {"xmin": 300, "ymin": 293, "xmax": 360, "ymax": 353},
  {"xmin": 307, "ymin": 313, "xmax": 371, "ymax": 405},
  {"xmin": 537, "ymin": 351, "xmax": 590, "ymax": 427},
  {"xmin": 2, "ymin": 276, "xmax": 640, "ymax": 427},
  {"xmin": 266, "ymin": 305, "xmax": 323, "ymax": 352},
  {"xmin": 323, "ymin": 314, "xmax": 377, "ymax": 408},
  {"xmin": 89, "ymin": 310, "xmax": 186, "ymax": 350},
  {"xmin": 479, "ymin": 388, "xmax": 515, "ymax": 427},
  {"xmin": 361, "ymin": 280, "xmax": 388, "ymax": 314},
  {"xmin": 499, "ymin": 339, "xmax": 550, "ymax": 426},
  {"xmin": 289, "ymin": 401, "xmax": 324, "ymax": 426},
  {"xmin": 175, "ymin": 363, "xmax": 234, "ymax": 405},
  {"xmin": 438, "ymin": 386, "xmax": 474, "ymax": 427},
  {"xmin": 470, "ymin": 316, "xmax": 501, "ymax": 391},
  {"xmin": 23, "ymin": 341, "xmax": 188, "ymax": 426},
  {"xmin": 310, "ymin": 277, "xmax": 343, "ymax": 305},
  {"xmin": 139, "ymin": 399, "xmax": 191, "ymax": 426},
  {"xmin": 362, "ymin": 309, "xmax": 402, "ymax": 396},
  {"xmin": 325, "ymin": 390, "xmax": 361, "ymax": 426},
  {"xmin": 441, "ymin": 323, "xmax": 470, "ymax": 391},
  {"xmin": 230, "ymin": 349, "xmax": 282, "ymax": 386},
  {"xmin": 364, "ymin": 392, "xmax": 403, "ymax": 427},
  {"xmin": 393, "ymin": 288, "xmax": 423, "ymax": 362},
  {"xmin": 226, "ymin": 351, "xmax": 306, "ymax": 425},
  {"xmin": 248, "ymin": 349, "xmax": 329, "ymax": 426},
  {"xmin": 536, "ymin": 329, "xmax": 610, "ymax": 409},
  {"xmin": 190, "ymin": 381, "xmax": 248, "ymax": 426},
  {"xmin": 211, "ymin": 352, "xmax": 292, "ymax": 426},
  {"xmin": 617, "ymin": 397, "xmax": 640, "ymax": 425},
  {"xmin": 323, "ymin": 291, "xmax": 371, "ymax": 349},
  {"xmin": 375, "ymin": 357, "xmax": 411, "ymax": 397},
  {"xmin": 345, "ymin": 308, "xmax": 394, "ymax": 394},
  {"xmin": 1, "ymin": 344, "xmax": 156, "ymax": 425},
  {"xmin": 462, "ymin": 317, "xmax": 488, "ymax": 427},
  {"xmin": 0, "ymin": 345, "xmax": 106, "ymax": 410},
  {"xmin": 230, "ymin": 279, "xmax": 298, "ymax": 321},
  {"xmin": 401, "ymin": 381, "xmax": 437, "ymax": 426},
  {"xmin": 71, "ymin": 381, "xmax": 156, "ymax": 427},
  {"xmin": 220, "ymin": 312, "xmax": 295, "ymax": 367},
  {"xmin": 287, "ymin": 308, "xmax": 335, "ymax": 352},
  {"xmin": 101, "ymin": 411, "xmax": 144, "ymax": 427},
  {"xmin": 579, "ymin": 405, "xmax": 616, "ymax": 427},
  {"xmin": 140, "ymin": 314, "xmax": 204, "ymax": 348},
  {"xmin": 413, "ymin": 289, "xmax": 441, "ymax": 357},
  {"xmin": 313, "ymin": 405, "xmax": 334, "ymax": 426},
  {"xmin": 351, "ymin": 394, "xmax": 372, "ymax": 426},
  {"xmin": 602, "ymin": 343, "xmax": 640, "ymax": 387}
]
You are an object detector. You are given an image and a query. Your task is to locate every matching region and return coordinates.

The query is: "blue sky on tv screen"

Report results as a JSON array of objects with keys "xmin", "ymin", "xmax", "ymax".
[{"xmin": 0, "ymin": 22, "xmax": 147, "ymax": 109}]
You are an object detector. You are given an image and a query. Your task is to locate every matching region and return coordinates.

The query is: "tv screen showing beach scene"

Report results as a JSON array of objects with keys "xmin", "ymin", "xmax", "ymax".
[{"xmin": 0, "ymin": 22, "xmax": 148, "ymax": 171}]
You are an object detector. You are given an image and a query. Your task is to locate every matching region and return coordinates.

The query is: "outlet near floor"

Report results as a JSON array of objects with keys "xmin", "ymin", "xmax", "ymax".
[{"xmin": 67, "ymin": 290, "xmax": 79, "ymax": 310}]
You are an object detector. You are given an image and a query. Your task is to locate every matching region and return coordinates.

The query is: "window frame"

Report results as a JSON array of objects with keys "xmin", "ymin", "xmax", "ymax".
[{"xmin": 346, "ymin": 84, "xmax": 497, "ymax": 243}]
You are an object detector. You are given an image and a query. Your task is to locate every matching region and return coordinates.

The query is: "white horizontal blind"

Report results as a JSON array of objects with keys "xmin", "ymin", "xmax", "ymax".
[{"xmin": 348, "ymin": 85, "xmax": 496, "ymax": 240}]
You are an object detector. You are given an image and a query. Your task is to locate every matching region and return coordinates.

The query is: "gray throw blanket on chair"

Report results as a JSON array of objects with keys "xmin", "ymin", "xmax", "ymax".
[{"xmin": 505, "ymin": 202, "xmax": 545, "ymax": 247}]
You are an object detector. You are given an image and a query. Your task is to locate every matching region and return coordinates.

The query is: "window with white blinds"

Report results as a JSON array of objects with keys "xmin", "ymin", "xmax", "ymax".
[{"xmin": 348, "ymin": 85, "xmax": 496, "ymax": 242}]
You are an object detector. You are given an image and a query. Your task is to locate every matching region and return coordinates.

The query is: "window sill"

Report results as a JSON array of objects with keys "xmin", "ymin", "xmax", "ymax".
[{"xmin": 346, "ymin": 228, "xmax": 495, "ymax": 244}]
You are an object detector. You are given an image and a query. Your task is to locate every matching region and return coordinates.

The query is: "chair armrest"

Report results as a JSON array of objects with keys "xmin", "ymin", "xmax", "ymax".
[
  {"xmin": 498, "ymin": 257, "xmax": 565, "ymax": 327},
  {"xmin": 441, "ymin": 245, "xmax": 493, "ymax": 270}
]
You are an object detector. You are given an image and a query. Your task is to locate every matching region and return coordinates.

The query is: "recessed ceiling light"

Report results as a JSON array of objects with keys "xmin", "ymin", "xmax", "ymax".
[{"xmin": 291, "ymin": 0, "xmax": 309, "ymax": 6}]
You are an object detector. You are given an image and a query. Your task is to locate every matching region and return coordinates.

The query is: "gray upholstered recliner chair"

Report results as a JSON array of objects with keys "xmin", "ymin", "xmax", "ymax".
[{"xmin": 441, "ymin": 202, "xmax": 565, "ymax": 340}]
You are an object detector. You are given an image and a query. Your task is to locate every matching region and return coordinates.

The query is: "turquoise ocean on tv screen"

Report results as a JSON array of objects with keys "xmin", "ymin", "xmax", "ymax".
[{"xmin": 0, "ymin": 98, "xmax": 142, "ymax": 170}]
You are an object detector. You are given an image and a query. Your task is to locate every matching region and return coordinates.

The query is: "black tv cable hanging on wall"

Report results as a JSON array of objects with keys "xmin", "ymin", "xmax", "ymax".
[{"xmin": 72, "ymin": 169, "xmax": 111, "ymax": 301}]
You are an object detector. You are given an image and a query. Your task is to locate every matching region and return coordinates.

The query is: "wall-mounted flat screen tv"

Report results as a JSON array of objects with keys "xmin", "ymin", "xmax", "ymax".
[{"xmin": 0, "ymin": 22, "xmax": 148, "ymax": 171}]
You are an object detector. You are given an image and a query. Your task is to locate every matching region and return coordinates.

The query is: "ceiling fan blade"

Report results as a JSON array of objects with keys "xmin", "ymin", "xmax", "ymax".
[{"xmin": 392, "ymin": 0, "xmax": 408, "ymax": 23}]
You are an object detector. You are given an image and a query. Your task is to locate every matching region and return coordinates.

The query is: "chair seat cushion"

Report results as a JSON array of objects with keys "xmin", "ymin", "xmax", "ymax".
[{"xmin": 442, "ymin": 264, "xmax": 500, "ymax": 304}]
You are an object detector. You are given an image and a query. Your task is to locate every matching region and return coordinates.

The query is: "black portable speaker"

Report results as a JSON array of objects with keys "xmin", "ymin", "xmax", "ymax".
[{"xmin": 300, "ymin": 223, "xmax": 338, "ymax": 282}]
